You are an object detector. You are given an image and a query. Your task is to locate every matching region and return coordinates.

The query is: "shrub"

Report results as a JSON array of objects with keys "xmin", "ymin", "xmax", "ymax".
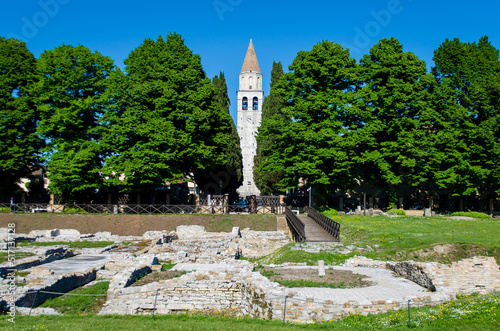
[
  {"xmin": 62, "ymin": 207, "xmax": 86, "ymax": 214},
  {"xmin": 448, "ymin": 211, "xmax": 490, "ymax": 219},
  {"xmin": 317, "ymin": 207, "xmax": 338, "ymax": 216},
  {"xmin": 387, "ymin": 209, "xmax": 406, "ymax": 216}
]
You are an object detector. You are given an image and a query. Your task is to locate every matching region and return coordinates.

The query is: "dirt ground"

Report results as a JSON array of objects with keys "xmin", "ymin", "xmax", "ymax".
[
  {"xmin": 132, "ymin": 266, "xmax": 373, "ymax": 289},
  {"xmin": 260, "ymin": 267, "xmax": 373, "ymax": 288},
  {"xmin": 131, "ymin": 269, "xmax": 188, "ymax": 287},
  {"xmin": 0, "ymin": 213, "xmax": 277, "ymax": 236}
]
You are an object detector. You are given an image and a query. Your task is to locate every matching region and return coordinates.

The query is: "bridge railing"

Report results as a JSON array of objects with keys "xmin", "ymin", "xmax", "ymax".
[
  {"xmin": 307, "ymin": 207, "xmax": 341, "ymax": 240},
  {"xmin": 285, "ymin": 206, "xmax": 306, "ymax": 242}
]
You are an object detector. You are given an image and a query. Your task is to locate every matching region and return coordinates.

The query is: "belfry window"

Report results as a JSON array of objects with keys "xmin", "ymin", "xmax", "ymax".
[
  {"xmin": 252, "ymin": 97, "xmax": 258, "ymax": 110},
  {"xmin": 242, "ymin": 97, "xmax": 248, "ymax": 110}
]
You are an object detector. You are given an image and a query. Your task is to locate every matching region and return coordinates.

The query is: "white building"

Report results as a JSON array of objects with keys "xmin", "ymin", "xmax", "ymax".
[{"xmin": 237, "ymin": 39, "xmax": 263, "ymax": 197}]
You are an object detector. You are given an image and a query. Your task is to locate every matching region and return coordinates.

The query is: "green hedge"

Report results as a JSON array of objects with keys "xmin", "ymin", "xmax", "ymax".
[
  {"xmin": 448, "ymin": 211, "xmax": 491, "ymax": 219},
  {"xmin": 317, "ymin": 207, "xmax": 338, "ymax": 216},
  {"xmin": 386, "ymin": 209, "xmax": 406, "ymax": 216}
]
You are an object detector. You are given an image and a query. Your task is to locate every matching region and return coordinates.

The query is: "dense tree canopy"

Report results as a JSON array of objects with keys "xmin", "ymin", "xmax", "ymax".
[
  {"xmin": 428, "ymin": 36, "xmax": 500, "ymax": 195},
  {"xmin": 353, "ymin": 38, "xmax": 435, "ymax": 205},
  {"xmin": 0, "ymin": 37, "xmax": 42, "ymax": 196},
  {"xmin": 255, "ymin": 36, "xmax": 500, "ymax": 203},
  {"xmin": 255, "ymin": 42, "xmax": 358, "ymax": 197},
  {"xmin": 254, "ymin": 61, "xmax": 285, "ymax": 195},
  {"xmin": 212, "ymin": 72, "xmax": 243, "ymax": 199},
  {"xmin": 1, "ymin": 33, "xmax": 499, "ymax": 206},
  {"xmin": 100, "ymin": 34, "xmax": 235, "ymax": 195},
  {"xmin": 30, "ymin": 44, "xmax": 116, "ymax": 202}
]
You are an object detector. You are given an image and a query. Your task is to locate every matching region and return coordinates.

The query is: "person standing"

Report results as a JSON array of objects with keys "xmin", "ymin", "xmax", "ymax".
[{"xmin": 10, "ymin": 197, "xmax": 15, "ymax": 213}]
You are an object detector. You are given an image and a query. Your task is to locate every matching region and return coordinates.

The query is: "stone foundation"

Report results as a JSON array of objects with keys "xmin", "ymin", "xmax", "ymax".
[
  {"xmin": 0, "ymin": 247, "xmax": 74, "ymax": 276},
  {"xmin": 15, "ymin": 269, "xmax": 98, "ymax": 307},
  {"xmin": 99, "ymin": 266, "xmax": 458, "ymax": 322}
]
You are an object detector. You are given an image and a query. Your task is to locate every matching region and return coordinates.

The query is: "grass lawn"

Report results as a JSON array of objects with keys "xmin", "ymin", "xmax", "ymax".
[
  {"xmin": 39, "ymin": 281, "xmax": 109, "ymax": 314},
  {"xmin": 0, "ymin": 251, "xmax": 35, "ymax": 264},
  {"xmin": 251, "ymin": 214, "xmax": 500, "ymax": 265},
  {"xmin": 253, "ymin": 244, "xmax": 358, "ymax": 265},
  {"xmin": 335, "ymin": 214, "xmax": 500, "ymax": 263},
  {"xmin": 335, "ymin": 215, "xmax": 500, "ymax": 248},
  {"xmin": 2, "ymin": 293, "xmax": 499, "ymax": 330}
]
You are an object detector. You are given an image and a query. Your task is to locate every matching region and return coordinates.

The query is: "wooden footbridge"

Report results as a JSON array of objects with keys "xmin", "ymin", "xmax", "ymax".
[{"xmin": 285, "ymin": 207, "xmax": 340, "ymax": 242}]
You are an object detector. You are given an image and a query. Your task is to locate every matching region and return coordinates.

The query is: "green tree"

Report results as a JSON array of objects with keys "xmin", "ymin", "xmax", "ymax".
[
  {"xmin": 212, "ymin": 72, "xmax": 242, "ymax": 200},
  {"xmin": 32, "ymin": 44, "xmax": 116, "ymax": 202},
  {"xmin": 353, "ymin": 37, "xmax": 434, "ymax": 207},
  {"xmin": 254, "ymin": 61, "xmax": 285, "ymax": 195},
  {"xmin": 101, "ymin": 34, "xmax": 235, "ymax": 195},
  {"xmin": 0, "ymin": 37, "xmax": 42, "ymax": 197},
  {"xmin": 255, "ymin": 41, "xmax": 358, "ymax": 197},
  {"xmin": 429, "ymin": 36, "xmax": 500, "ymax": 196}
]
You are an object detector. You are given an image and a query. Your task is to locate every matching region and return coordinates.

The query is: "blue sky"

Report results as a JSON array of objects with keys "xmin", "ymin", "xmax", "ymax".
[{"xmin": 1, "ymin": 0, "xmax": 499, "ymax": 122}]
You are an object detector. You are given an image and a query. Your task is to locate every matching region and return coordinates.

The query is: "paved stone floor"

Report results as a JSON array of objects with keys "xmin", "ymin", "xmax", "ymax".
[
  {"xmin": 36, "ymin": 254, "xmax": 112, "ymax": 274},
  {"xmin": 275, "ymin": 266, "xmax": 450, "ymax": 304}
]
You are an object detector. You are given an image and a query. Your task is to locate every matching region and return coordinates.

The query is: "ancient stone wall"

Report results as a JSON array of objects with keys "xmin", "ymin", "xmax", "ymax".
[
  {"xmin": 386, "ymin": 262, "xmax": 436, "ymax": 291},
  {"xmin": 99, "ymin": 268, "xmax": 454, "ymax": 322},
  {"xmin": 100, "ymin": 271, "xmax": 246, "ymax": 316},
  {"xmin": 421, "ymin": 256, "xmax": 500, "ymax": 294},
  {"xmin": 15, "ymin": 269, "xmax": 97, "ymax": 307}
]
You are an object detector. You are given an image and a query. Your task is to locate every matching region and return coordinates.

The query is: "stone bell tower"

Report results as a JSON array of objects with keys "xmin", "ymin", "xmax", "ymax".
[{"xmin": 237, "ymin": 39, "xmax": 263, "ymax": 197}]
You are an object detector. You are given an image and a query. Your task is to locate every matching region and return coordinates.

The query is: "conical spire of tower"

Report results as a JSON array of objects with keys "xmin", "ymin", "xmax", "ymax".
[{"xmin": 240, "ymin": 39, "xmax": 261, "ymax": 73}]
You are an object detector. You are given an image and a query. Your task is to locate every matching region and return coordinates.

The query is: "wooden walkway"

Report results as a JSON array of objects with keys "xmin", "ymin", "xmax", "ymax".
[{"xmin": 297, "ymin": 214, "xmax": 339, "ymax": 242}]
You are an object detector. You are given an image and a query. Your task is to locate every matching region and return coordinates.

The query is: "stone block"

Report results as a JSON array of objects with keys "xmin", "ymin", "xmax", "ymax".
[
  {"xmin": 31, "ymin": 267, "xmax": 54, "ymax": 276},
  {"xmin": 176, "ymin": 225, "xmax": 206, "ymax": 234},
  {"xmin": 232, "ymin": 227, "xmax": 241, "ymax": 237},
  {"xmin": 57, "ymin": 229, "xmax": 81, "ymax": 237},
  {"xmin": 95, "ymin": 231, "xmax": 113, "ymax": 238},
  {"xmin": 371, "ymin": 300, "xmax": 386, "ymax": 305},
  {"xmin": 318, "ymin": 260, "xmax": 325, "ymax": 276}
]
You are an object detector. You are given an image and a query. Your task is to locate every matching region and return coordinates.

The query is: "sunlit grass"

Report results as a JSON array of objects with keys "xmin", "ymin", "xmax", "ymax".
[
  {"xmin": 0, "ymin": 251, "xmax": 35, "ymax": 264},
  {"xmin": 39, "ymin": 281, "xmax": 109, "ymax": 314},
  {"xmin": 335, "ymin": 215, "xmax": 500, "ymax": 260},
  {"xmin": 335, "ymin": 215, "xmax": 500, "ymax": 248},
  {"xmin": 253, "ymin": 214, "xmax": 500, "ymax": 265},
  {"xmin": 2, "ymin": 293, "xmax": 499, "ymax": 330}
]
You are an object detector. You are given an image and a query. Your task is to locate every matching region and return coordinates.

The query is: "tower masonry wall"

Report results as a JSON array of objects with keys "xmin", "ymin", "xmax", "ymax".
[
  {"xmin": 237, "ymin": 88, "xmax": 263, "ymax": 197},
  {"xmin": 236, "ymin": 40, "xmax": 264, "ymax": 197}
]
